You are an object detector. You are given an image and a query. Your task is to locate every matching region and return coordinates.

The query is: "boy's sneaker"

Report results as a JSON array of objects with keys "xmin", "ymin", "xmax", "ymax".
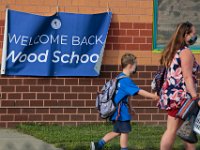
[{"xmin": 90, "ymin": 141, "xmax": 100, "ymax": 150}]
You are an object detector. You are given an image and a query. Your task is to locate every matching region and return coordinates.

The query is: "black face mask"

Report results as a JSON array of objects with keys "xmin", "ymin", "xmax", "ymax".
[
  {"xmin": 132, "ymin": 66, "xmax": 137, "ymax": 74},
  {"xmin": 188, "ymin": 35, "xmax": 197, "ymax": 45}
]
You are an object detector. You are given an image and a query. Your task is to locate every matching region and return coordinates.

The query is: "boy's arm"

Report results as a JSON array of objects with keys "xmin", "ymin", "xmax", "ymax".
[{"xmin": 138, "ymin": 89, "xmax": 159, "ymax": 100}]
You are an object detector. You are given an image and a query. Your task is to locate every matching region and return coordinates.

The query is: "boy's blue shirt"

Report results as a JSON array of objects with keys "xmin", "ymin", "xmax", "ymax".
[{"xmin": 110, "ymin": 72, "xmax": 141, "ymax": 121}]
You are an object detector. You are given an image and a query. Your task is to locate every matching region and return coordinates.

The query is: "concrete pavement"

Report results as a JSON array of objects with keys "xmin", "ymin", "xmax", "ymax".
[{"xmin": 0, "ymin": 129, "xmax": 63, "ymax": 150}]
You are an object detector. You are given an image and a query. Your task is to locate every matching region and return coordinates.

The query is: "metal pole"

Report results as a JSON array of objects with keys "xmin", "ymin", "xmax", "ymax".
[{"xmin": 1, "ymin": 7, "xmax": 8, "ymax": 74}]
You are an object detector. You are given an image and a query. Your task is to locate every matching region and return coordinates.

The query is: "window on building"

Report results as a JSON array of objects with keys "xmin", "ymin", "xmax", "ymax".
[{"xmin": 153, "ymin": 0, "xmax": 200, "ymax": 51}]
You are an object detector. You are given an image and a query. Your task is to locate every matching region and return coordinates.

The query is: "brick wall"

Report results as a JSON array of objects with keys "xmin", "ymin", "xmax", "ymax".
[
  {"xmin": 0, "ymin": 0, "xmax": 198, "ymax": 128},
  {"xmin": 0, "ymin": 65, "xmax": 168, "ymax": 128}
]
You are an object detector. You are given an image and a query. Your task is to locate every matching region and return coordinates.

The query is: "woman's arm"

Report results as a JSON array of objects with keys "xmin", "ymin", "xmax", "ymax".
[
  {"xmin": 180, "ymin": 49, "xmax": 197, "ymax": 98},
  {"xmin": 138, "ymin": 89, "xmax": 159, "ymax": 100}
]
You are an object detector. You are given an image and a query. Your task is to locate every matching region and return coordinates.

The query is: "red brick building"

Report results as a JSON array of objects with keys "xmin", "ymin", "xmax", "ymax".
[{"xmin": 0, "ymin": 0, "xmax": 199, "ymax": 128}]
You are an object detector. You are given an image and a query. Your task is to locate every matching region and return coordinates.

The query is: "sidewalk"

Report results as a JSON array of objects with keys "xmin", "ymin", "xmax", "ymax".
[{"xmin": 0, "ymin": 129, "xmax": 62, "ymax": 150}]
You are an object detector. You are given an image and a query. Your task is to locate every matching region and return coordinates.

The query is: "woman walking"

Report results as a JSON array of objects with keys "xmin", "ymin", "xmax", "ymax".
[{"xmin": 158, "ymin": 21, "xmax": 199, "ymax": 150}]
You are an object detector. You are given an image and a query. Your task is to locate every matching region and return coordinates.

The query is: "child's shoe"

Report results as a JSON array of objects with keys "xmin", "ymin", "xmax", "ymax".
[{"xmin": 90, "ymin": 141, "xmax": 101, "ymax": 150}]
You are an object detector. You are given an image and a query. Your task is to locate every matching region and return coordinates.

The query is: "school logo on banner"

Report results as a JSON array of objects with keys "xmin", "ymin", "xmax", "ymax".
[{"xmin": 1, "ymin": 9, "xmax": 112, "ymax": 76}]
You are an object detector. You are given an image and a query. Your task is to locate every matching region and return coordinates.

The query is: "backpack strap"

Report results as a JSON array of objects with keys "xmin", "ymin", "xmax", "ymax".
[
  {"xmin": 116, "ymin": 75, "xmax": 127, "ymax": 80},
  {"xmin": 114, "ymin": 74, "xmax": 128, "ymax": 104},
  {"xmin": 114, "ymin": 74, "xmax": 129, "ymax": 121},
  {"xmin": 114, "ymin": 74, "xmax": 128, "ymax": 101},
  {"xmin": 116, "ymin": 102, "xmax": 122, "ymax": 120}
]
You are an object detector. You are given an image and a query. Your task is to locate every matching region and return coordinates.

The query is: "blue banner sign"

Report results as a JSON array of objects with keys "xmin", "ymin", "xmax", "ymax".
[{"xmin": 1, "ymin": 9, "xmax": 112, "ymax": 76}]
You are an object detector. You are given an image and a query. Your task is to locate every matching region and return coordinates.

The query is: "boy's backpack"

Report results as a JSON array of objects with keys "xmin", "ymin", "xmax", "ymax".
[
  {"xmin": 96, "ymin": 75, "xmax": 127, "ymax": 119},
  {"xmin": 151, "ymin": 66, "xmax": 167, "ymax": 95}
]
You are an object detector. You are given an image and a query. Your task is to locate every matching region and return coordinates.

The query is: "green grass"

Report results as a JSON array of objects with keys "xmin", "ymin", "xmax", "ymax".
[{"xmin": 16, "ymin": 123, "xmax": 200, "ymax": 150}]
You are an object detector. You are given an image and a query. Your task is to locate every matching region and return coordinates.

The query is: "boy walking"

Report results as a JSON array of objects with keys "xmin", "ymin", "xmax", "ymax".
[{"xmin": 90, "ymin": 53, "xmax": 159, "ymax": 150}]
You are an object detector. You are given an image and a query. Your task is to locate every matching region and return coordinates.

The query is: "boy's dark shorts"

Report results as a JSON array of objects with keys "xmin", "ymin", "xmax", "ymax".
[{"xmin": 112, "ymin": 121, "xmax": 131, "ymax": 133}]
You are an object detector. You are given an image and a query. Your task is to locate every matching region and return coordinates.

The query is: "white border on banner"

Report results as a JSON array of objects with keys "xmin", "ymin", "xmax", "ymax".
[
  {"xmin": 1, "ymin": 8, "xmax": 8, "ymax": 74},
  {"xmin": 94, "ymin": 12, "xmax": 112, "ymax": 75}
]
